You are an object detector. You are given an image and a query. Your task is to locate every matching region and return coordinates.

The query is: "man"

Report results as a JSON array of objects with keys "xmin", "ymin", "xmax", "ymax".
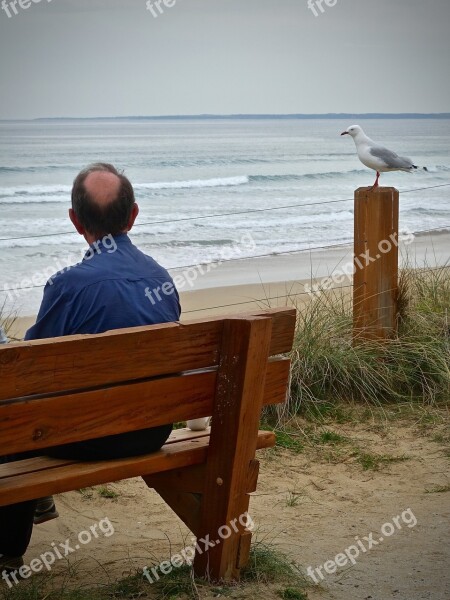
[{"xmin": 0, "ymin": 163, "xmax": 181, "ymax": 575}]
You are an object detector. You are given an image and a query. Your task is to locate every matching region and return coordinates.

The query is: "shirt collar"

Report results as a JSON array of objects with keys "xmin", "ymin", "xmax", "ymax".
[{"xmin": 83, "ymin": 233, "xmax": 130, "ymax": 260}]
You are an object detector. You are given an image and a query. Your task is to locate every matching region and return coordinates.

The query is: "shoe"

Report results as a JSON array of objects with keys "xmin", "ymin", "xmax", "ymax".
[
  {"xmin": 34, "ymin": 496, "xmax": 59, "ymax": 525},
  {"xmin": 0, "ymin": 554, "xmax": 24, "ymax": 573}
]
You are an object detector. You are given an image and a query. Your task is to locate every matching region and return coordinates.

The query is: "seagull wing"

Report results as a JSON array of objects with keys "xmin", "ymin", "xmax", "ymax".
[{"xmin": 369, "ymin": 145, "xmax": 414, "ymax": 170}]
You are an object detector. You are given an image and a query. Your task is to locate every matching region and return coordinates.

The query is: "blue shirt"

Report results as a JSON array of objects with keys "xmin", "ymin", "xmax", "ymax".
[{"xmin": 25, "ymin": 234, "xmax": 181, "ymax": 340}]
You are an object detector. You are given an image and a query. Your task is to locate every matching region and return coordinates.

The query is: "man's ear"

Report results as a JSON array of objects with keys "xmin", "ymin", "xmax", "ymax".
[
  {"xmin": 127, "ymin": 203, "xmax": 140, "ymax": 232},
  {"xmin": 69, "ymin": 208, "xmax": 85, "ymax": 235}
]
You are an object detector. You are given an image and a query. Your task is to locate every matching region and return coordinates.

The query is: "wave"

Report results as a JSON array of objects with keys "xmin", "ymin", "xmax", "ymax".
[
  {"xmin": 414, "ymin": 227, "xmax": 450, "ymax": 237},
  {"xmin": 0, "ymin": 194, "xmax": 72, "ymax": 205},
  {"xmin": 1, "ymin": 165, "xmax": 447, "ymax": 205},
  {"xmin": 0, "ymin": 184, "xmax": 72, "ymax": 197},
  {"xmin": 406, "ymin": 206, "xmax": 450, "ymax": 216},
  {"xmin": 0, "ymin": 176, "xmax": 250, "ymax": 204},
  {"xmin": 421, "ymin": 165, "xmax": 450, "ymax": 173},
  {"xmin": 0, "ymin": 165, "xmax": 76, "ymax": 174},
  {"xmin": 196, "ymin": 210, "xmax": 355, "ymax": 231},
  {"xmin": 136, "ymin": 170, "xmax": 373, "ymax": 190},
  {"xmin": 0, "ymin": 175, "xmax": 251, "ymax": 199},
  {"xmin": 134, "ymin": 175, "xmax": 249, "ymax": 190},
  {"xmin": 0, "ymin": 155, "xmax": 351, "ymax": 174},
  {"xmin": 0, "ymin": 186, "xmax": 72, "ymax": 205},
  {"xmin": 0, "ymin": 170, "xmax": 369, "ymax": 199},
  {"xmin": 248, "ymin": 170, "xmax": 375, "ymax": 184}
]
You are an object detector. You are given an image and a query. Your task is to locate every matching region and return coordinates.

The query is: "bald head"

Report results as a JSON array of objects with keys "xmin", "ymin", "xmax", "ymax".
[
  {"xmin": 84, "ymin": 171, "xmax": 121, "ymax": 208},
  {"xmin": 71, "ymin": 163, "xmax": 137, "ymax": 240}
]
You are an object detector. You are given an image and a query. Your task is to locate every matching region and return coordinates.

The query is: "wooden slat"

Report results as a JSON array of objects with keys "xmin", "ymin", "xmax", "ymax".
[
  {"xmin": 0, "ymin": 456, "xmax": 78, "ymax": 479},
  {"xmin": 0, "ymin": 438, "xmax": 208, "ymax": 507},
  {"xmin": 0, "ymin": 431, "xmax": 275, "ymax": 507},
  {"xmin": 167, "ymin": 428, "xmax": 212, "ymax": 443},
  {"xmin": 0, "ymin": 358, "xmax": 290, "ymax": 456},
  {"xmin": 264, "ymin": 357, "xmax": 291, "ymax": 406},
  {"xmin": 0, "ymin": 320, "xmax": 221, "ymax": 402},
  {"xmin": 0, "ymin": 371, "xmax": 215, "ymax": 456},
  {"xmin": 0, "ymin": 428, "xmax": 213, "ymax": 479},
  {"xmin": 185, "ymin": 308, "xmax": 296, "ymax": 357},
  {"xmin": 0, "ymin": 308, "xmax": 295, "ymax": 402}
]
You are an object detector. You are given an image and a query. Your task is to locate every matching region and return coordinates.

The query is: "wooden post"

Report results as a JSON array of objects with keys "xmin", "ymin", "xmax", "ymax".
[
  {"xmin": 194, "ymin": 316, "xmax": 272, "ymax": 581},
  {"xmin": 353, "ymin": 187, "xmax": 399, "ymax": 341}
]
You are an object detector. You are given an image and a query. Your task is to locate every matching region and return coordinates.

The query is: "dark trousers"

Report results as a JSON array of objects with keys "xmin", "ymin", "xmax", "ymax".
[{"xmin": 0, "ymin": 425, "xmax": 172, "ymax": 557}]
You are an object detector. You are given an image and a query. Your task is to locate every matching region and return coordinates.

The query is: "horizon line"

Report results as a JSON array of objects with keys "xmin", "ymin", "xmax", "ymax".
[{"xmin": 1, "ymin": 112, "xmax": 450, "ymax": 122}]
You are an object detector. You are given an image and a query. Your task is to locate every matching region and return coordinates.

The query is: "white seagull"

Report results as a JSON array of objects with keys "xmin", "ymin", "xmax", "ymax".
[{"xmin": 341, "ymin": 125, "xmax": 428, "ymax": 189}]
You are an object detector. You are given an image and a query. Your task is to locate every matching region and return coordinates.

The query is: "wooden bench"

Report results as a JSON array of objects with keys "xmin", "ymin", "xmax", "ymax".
[{"xmin": 0, "ymin": 307, "xmax": 296, "ymax": 581}]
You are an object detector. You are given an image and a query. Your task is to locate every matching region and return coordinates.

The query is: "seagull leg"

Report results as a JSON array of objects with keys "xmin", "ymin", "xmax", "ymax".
[{"xmin": 370, "ymin": 171, "xmax": 380, "ymax": 191}]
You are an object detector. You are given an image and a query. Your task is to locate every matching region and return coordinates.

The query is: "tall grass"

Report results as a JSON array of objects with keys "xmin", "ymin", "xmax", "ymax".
[
  {"xmin": 0, "ymin": 544, "xmax": 309, "ymax": 600},
  {"xmin": 0, "ymin": 300, "xmax": 18, "ymax": 341},
  {"xmin": 287, "ymin": 265, "xmax": 449, "ymax": 417}
]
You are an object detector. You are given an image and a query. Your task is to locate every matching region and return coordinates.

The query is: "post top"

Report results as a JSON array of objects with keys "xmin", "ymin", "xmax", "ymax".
[{"xmin": 355, "ymin": 186, "xmax": 399, "ymax": 193}]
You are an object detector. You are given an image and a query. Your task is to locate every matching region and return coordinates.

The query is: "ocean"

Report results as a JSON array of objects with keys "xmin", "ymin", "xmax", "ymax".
[{"xmin": 1, "ymin": 117, "xmax": 449, "ymax": 316}]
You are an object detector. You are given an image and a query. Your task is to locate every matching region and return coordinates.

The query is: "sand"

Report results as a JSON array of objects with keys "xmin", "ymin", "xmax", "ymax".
[
  {"xmin": 25, "ymin": 412, "xmax": 450, "ymax": 600},
  {"xmin": 8, "ymin": 229, "xmax": 450, "ymax": 339}
]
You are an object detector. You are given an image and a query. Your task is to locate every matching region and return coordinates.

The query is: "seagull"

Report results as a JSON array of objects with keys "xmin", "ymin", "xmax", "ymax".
[{"xmin": 341, "ymin": 125, "xmax": 428, "ymax": 189}]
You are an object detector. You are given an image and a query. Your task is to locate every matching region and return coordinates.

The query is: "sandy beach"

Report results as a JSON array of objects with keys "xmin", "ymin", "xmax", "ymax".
[
  {"xmin": 24, "ymin": 408, "xmax": 450, "ymax": 600},
  {"xmin": 9, "ymin": 229, "xmax": 450, "ymax": 339}
]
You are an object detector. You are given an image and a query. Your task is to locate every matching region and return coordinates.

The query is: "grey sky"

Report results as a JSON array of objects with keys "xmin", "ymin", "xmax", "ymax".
[{"xmin": 0, "ymin": 0, "xmax": 449, "ymax": 119}]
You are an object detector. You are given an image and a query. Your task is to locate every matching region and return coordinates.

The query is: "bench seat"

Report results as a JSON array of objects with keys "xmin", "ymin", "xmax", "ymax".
[{"xmin": 0, "ymin": 428, "xmax": 275, "ymax": 507}]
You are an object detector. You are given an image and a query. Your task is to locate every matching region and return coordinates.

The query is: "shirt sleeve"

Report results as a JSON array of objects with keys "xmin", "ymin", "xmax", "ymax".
[{"xmin": 24, "ymin": 280, "xmax": 72, "ymax": 341}]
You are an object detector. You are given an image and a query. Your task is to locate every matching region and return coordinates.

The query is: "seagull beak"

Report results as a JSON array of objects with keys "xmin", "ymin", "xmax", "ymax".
[{"xmin": 341, "ymin": 131, "xmax": 349, "ymax": 136}]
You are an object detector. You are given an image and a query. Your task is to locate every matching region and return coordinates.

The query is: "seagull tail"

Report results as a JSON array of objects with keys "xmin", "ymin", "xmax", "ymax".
[{"xmin": 412, "ymin": 165, "xmax": 428, "ymax": 172}]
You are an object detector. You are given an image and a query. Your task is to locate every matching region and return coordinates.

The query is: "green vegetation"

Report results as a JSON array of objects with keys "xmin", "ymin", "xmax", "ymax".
[
  {"xmin": 241, "ymin": 542, "xmax": 308, "ymax": 591},
  {"xmin": 0, "ymin": 303, "xmax": 18, "ymax": 342},
  {"xmin": 77, "ymin": 488, "xmax": 94, "ymax": 500},
  {"xmin": 425, "ymin": 484, "xmax": 450, "ymax": 494},
  {"xmin": 264, "ymin": 416, "xmax": 417, "ymax": 472},
  {"xmin": 148, "ymin": 544, "xmax": 312, "ymax": 599},
  {"xmin": 173, "ymin": 422, "xmax": 186, "ymax": 430},
  {"xmin": 432, "ymin": 432, "xmax": 450, "ymax": 444},
  {"xmin": 97, "ymin": 485, "xmax": 119, "ymax": 499},
  {"xmin": 262, "ymin": 423, "xmax": 304, "ymax": 453},
  {"xmin": 285, "ymin": 490, "xmax": 306, "ymax": 507},
  {"xmin": 355, "ymin": 452, "xmax": 410, "ymax": 471},
  {"xmin": 0, "ymin": 544, "xmax": 310, "ymax": 600},
  {"xmin": 312, "ymin": 430, "xmax": 349, "ymax": 445},
  {"xmin": 287, "ymin": 265, "xmax": 450, "ymax": 418},
  {"xmin": 278, "ymin": 589, "xmax": 308, "ymax": 600},
  {"xmin": 148, "ymin": 564, "xmax": 198, "ymax": 599}
]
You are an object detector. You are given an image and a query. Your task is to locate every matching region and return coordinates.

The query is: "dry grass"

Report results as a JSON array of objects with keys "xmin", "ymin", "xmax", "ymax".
[{"xmin": 284, "ymin": 265, "xmax": 449, "ymax": 419}]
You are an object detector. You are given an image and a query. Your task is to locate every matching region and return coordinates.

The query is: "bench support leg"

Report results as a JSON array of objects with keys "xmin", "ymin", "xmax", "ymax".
[
  {"xmin": 150, "ymin": 486, "xmax": 201, "ymax": 536},
  {"xmin": 144, "ymin": 458, "xmax": 261, "ymax": 544},
  {"xmin": 193, "ymin": 317, "xmax": 272, "ymax": 582}
]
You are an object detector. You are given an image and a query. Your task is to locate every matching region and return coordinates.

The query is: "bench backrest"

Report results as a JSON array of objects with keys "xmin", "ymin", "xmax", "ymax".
[{"xmin": 0, "ymin": 308, "xmax": 296, "ymax": 456}]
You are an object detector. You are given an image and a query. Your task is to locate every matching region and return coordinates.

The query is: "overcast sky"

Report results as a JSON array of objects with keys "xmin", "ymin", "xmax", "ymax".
[{"xmin": 0, "ymin": 0, "xmax": 449, "ymax": 119}]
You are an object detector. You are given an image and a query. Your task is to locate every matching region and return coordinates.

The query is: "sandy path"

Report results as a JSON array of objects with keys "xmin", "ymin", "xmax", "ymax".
[{"xmin": 24, "ymin": 413, "xmax": 449, "ymax": 600}]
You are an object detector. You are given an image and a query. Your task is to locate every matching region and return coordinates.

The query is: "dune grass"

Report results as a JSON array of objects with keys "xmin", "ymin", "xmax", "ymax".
[
  {"xmin": 0, "ymin": 301, "xmax": 18, "ymax": 342},
  {"xmin": 283, "ymin": 264, "xmax": 449, "ymax": 419},
  {"xmin": 0, "ymin": 543, "xmax": 309, "ymax": 600}
]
